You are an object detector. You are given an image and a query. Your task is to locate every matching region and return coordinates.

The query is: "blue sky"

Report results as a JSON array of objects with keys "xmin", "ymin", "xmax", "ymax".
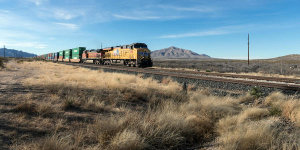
[{"xmin": 0, "ymin": 0, "xmax": 300, "ymax": 59}]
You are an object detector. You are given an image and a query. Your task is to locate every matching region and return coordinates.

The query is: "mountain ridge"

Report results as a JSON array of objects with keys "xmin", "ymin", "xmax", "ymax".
[
  {"xmin": 151, "ymin": 46, "xmax": 210, "ymax": 59},
  {"xmin": 0, "ymin": 48, "xmax": 36, "ymax": 58}
]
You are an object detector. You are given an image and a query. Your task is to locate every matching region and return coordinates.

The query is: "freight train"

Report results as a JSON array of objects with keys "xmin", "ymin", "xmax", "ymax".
[{"xmin": 39, "ymin": 43, "xmax": 153, "ymax": 67}]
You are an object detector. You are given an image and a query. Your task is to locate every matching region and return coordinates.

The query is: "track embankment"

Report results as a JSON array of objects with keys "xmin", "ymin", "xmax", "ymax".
[{"xmin": 57, "ymin": 62, "xmax": 300, "ymax": 95}]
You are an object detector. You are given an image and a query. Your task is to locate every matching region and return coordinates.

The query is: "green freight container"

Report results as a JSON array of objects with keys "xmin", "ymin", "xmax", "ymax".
[
  {"xmin": 72, "ymin": 47, "xmax": 86, "ymax": 56},
  {"xmin": 59, "ymin": 51, "xmax": 64, "ymax": 57},
  {"xmin": 72, "ymin": 54, "xmax": 80, "ymax": 59},
  {"xmin": 64, "ymin": 49, "xmax": 72, "ymax": 59}
]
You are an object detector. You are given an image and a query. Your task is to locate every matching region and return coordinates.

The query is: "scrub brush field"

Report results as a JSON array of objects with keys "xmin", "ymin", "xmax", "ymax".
[{"xmin": 0, "ymin": 60, "xmax": 299, "ymax": 150}]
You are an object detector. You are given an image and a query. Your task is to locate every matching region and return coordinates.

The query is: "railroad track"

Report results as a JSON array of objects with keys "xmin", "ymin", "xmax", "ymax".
[{"xmin": 57, "ymin": 62, "xmax": 300, "ymax": 91}]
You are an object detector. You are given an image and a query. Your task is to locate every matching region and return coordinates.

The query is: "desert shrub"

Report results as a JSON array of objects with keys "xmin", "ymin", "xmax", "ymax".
[
  {"xmin": 38, "ymin": 135, "xmax": 72, "ymax": 150},
  {"xmin": 62, "ymin": 98, "xmax": 80, "ymax": 110},
  {"xmin": 13, "ymin": 101, "xmax": 38, "ymax": 115},
  {"xmin": 238, "ymin": 93, "xmax": 255, "ymax": 104},
  {"xmin": 0, "ymin": 58, "xmax": 4, "ymax": 68},
  {"xmin": 38, "ymin": 103, "xmax": 56, "ymax": 117},
  {"xmin": 264, "ymin": 92, "xmax": 300, "ymax": 127},
  {"xmin": 268, "ymin": 106, "xmax": 282, "ymax": 116},
  {"xmin": 237, "ymin": 107, "xmax": 269, "ymax": 123},
  {"xmin": 217, "ymin": 119, "xmax": 276, "ymax": 150},
  {"xmin": 216, "ymin": 107, "xmax": 269, "ymax": 134},
  {"xmin": 250, "ymin": 87, "xmax": 262, "ymax": 98},
  {"xmin": 109, "ymin": 129, "xmax": 145, "ymax": 150},
  {"xmin": 17, "ymin": 59, "xmax": 24, "ymax": 64},
  {"xmin": 13, "ymin": 101, "xmax": 55, "ymax": 117}
]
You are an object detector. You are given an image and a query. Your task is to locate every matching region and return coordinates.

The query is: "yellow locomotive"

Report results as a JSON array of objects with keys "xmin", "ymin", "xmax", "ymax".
[{"xmin": 101, "ymin": 43, "xmax": 152, "ymax": 67}]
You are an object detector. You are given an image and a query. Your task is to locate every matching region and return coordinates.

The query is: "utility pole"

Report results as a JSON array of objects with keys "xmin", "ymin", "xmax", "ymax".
[
  {"xmin": 248, "ymin": 33, "xmax": 250, "ymax": 66},
  {"xmin": 3, "ymin": 45, "xmax": 5, "ymax": 58},
  {"xmin": 101, "ymin": 43, "xmax": 102, "ymax": 49}
]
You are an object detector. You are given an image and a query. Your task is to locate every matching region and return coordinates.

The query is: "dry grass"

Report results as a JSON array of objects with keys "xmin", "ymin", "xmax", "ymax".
[
  {"xmin": 215, "ymin": 92, "xmax": 300, "ymax": 150},
  {"xmin": 217, "ymin": 118, "xmax": 277, "ymax": 150},
  {"xmin": 13, "ymin": 101, "xmax": 39, "ymax": 115},
  {"xmin": 3, "ymin": 61, "xmax": 299, "ymax": 150},
  {"xmin": 264, "ymin": 92, "xmax": 300, "ymax": 127}
]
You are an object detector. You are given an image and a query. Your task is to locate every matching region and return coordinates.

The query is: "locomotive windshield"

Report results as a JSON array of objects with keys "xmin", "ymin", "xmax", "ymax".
[{"xmin": 134, "ymin": 43, "xmax": 147, "ymax": 48}]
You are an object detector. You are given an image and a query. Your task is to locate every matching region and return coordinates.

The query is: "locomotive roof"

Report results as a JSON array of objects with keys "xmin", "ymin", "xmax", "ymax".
[{"xmin": 103, "ymin": 43, "xmax": 147, "ymax": 49}]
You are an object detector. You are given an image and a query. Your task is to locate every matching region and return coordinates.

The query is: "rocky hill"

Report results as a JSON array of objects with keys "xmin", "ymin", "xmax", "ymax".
[
  {"xmin": 0, "ymin": 48, "xmax": 36, "ymax": 58},
  {"xmin": 151, "ymin": 46, "xmax": 210, "ymax": 59},
  {"xmin": 270, "ymin": 54, "xmax": 300, "ymax": 60}
]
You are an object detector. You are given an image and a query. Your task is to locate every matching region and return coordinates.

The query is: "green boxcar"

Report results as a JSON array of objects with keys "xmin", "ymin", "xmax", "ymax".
[
  {"xmin": 72, "ymin": 47, "xmax": 86, "ymax": 56},
  {"xmin": 64, "ymin": 49, "xmax": 72, "ymax": 59},
  {"xmin": 72, "ymin": 54, "xmax": 80, "ymax": 59},
  {"xmin": 59, "ymin": 51, "xmax": 64, "ymax": 57}
]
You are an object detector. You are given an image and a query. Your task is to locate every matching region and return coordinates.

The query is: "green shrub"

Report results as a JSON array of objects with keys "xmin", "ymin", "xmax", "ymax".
[
  {"xmin": 269, "ymin": 106, "xmax": 282, "ymax": 116},
  {"xmin": 0, "ymin": 58, "xmax": 4, "ymax": 68},
  {"xmin": 250, "ymin": 87, "xmax": 262, "ymax": 99},
  {"xmin": 17, "ymin": 59, "xmax": 24, "ymax": 64}
]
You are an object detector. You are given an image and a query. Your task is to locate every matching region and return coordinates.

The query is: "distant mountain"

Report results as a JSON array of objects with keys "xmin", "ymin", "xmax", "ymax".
[
  {"xmin": 270, "ymin": 54, "xmax": 300, "ymax": 60},
  {"xmin": 151, "ymin": 46, "xmax": 210, "ymax": 59},
  {"xmin": 0, "ymin": 48, "xmax": 36, "ymax": 58}
]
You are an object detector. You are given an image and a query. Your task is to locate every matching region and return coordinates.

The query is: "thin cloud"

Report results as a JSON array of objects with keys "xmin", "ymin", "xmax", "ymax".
[
  {"xmin": 159, "ymin": 29, "xmax": 229, "ymax": 39},
  {"xmin": 0, "ymin": 41, "xmax": 47, "ymax": 49},
  {"xmin": 27, "ymin": 0, "xmax": 47, "ymax": 6},
  {"xmin": 55, "ymin": 23, "xmax": 79, "ymax": 30},
  {"xmin": 159, "ymin": 24, "xmax": 256, "ymax": 39},
  {"xmin": 53, "ymin": 10, "xmax": 78, "ymax": 20},
  {"xmin": 158, "ymin": 5, "xmax": 217, "ymax": 13},
  {"xmin": 113, "ymin": 14, "xmax": 161, "ymax": 20}
]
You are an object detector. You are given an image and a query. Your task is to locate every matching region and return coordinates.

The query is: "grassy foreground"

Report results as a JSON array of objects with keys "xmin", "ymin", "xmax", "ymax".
[{"xmin": 4, "ymin": 61, "xmax": 300, "ymax": 150}]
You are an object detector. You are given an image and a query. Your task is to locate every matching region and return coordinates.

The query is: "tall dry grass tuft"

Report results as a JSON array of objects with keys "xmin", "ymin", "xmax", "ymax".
[
  {"xmin": 216, "ymin": 107, "xmax": 270, "ymax": 136},
  {"xmin": 13, "ymin": 100, "xmax": 55, "ymax": 117},
  {"xmin": 13, "ymin": 101, "xmax": 38, "ymax": 115},
  {"xmin": 264, "ymin": 91, "xmax": 286, "ymax": 106},
  {"xmin": 109, "ymin": 129, "xmax": 145, "ymax": 150},
  {"xmin": 217, "ymin": 118, "xmax": 277, "ymax": 150},
  {"xmin": 264, "ymin": 92, "xmax": 300, "ymax": 127},
  {"xmin": 38, "ymin": 135, "xmax": 72, "ymax": 150}
]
